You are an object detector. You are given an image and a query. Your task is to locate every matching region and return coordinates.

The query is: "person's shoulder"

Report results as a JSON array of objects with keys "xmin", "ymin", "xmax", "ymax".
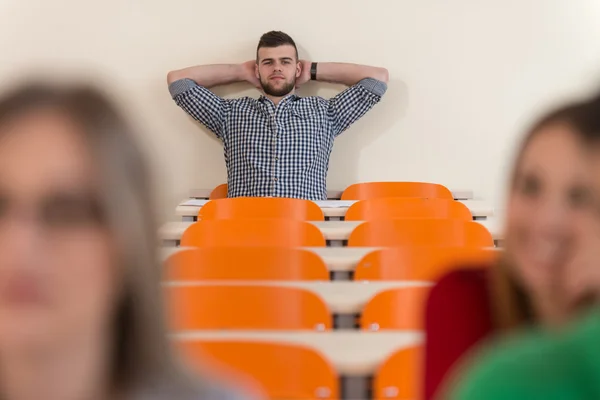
[
  {"xmin": 447, "ymin": 311, "xmax": 600, "ymax": 399},
  {"xmin": 199, "ymin": 381, "xmax": 263, "ymax": 400},
  {"xmin": 428, "ymin": 269, "xmax": 490, "ymax": 313}
]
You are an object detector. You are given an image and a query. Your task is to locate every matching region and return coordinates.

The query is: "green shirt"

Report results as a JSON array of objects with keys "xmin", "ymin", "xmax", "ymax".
[{"xmin": 448, "ymin": 310, "xmax": 600, "ymax": 400}]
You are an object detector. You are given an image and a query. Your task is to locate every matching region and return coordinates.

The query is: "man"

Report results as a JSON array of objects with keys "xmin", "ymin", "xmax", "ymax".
[{"xmin": 167, "ymin": 31, "xmax": 388, "ymax": 200}]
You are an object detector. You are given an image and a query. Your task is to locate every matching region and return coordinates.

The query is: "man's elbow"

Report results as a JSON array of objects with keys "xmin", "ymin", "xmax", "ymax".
[
  {"xmin": 166, "ymin": 70, "xmax": 182, "ymax": 86},
  {"xmin": 375, "ymin": 67, "xmax": 389, "ymax": 84}
]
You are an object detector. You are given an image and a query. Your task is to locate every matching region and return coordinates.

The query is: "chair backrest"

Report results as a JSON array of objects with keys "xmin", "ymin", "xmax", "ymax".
[
  {"xmin": 176, "ymin": 340, "xmax": 339, "ymax": 399},
  {"xmin": 360, "ymin": 286, "xmax": 431, "ymax": 330},
  {"xmin": 341, "ymin": 182, "xmax": 453, "ymax": 200},
  {"xmin": 345, "ymin": 198, "xmax": 472, "ymax": 221},
  {"xmin": 374, "ymin": 346, "xmax": 423, "ymax": 400},
  {"xmin": 209, "ymin": 183, "xmax": 228, "ymax": 199},
  {"xmin": 164, "ymin": 247, "xmax": 329, "ymax": 281},
  {"xmin": 198, "ymin": 197, "xmax": 324, "ymax": 221},
  {"xmin": 348, "ymin": 219, "xmax": 493, "ymax": 247},
  {"xmin": 354, "ymin": 246, "xmax": 498, "ymax": 281},
  {"xmin": 165, "ymin": 285, "xmax": 332, "ymax": 330},
  {"xmin": 180, "ymin": 219, "xmax": 326, "ymax": 247}
]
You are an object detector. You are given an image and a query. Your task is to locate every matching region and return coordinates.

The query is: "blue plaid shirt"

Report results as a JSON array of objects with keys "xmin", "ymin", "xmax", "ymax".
[{"xmin": 169, "ymin": 77, "xmax": 387, "ymax": 200}]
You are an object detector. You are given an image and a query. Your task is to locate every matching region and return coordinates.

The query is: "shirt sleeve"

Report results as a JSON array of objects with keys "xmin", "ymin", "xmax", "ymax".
[
  {"xmin": 169, "ymin": 78, "xmax": 232, "ymax": 139},
  {"xmin": 327, "ymin": 77, "xmax": 387, "ymax": 137}
]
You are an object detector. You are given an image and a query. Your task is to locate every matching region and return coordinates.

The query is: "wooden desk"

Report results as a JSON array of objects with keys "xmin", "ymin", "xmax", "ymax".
[
  {"xmin": 190, "ymin": 188, "xmax": 474, "ymax": 200},
  {"xmin": 159, "ymin": 219, "xmax": 502, "ymax": 246},
  {"xmin": 170, "ymin": 330, "xmax": 423, "ymax": 376},
  {"xmin": 163, "ymin": 281, "xmax": 431, "ymax": 314}
]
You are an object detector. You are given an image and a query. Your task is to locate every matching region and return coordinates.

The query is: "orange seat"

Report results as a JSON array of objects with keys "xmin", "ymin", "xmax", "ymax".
[
  {"xmin": 341, "ymin": 182, "xmax": 453, "ymax": 200},
  {"xmin": 175, "ymin": 340, "xmax": 339, "ymax": 399},
  {"xmin": 164, "ymin": 247, "xmax": 329, "ymax": 281},
  {"xmin": 180, "ymin": 219, "xmax": 326, "ymax": 247},
  {"xmin": 360, "ymin": 287, "xmax": 431, "ymax": 330},
  {"xmin": 165, "ymin": 285, "xmax": 332, "ymax": 330},
  {"xmin": 354, "ymin": 247, "xmax": 497, "ymax": 281},
  {"xmin": 209, "ymin": 183, "xmax": 228, "ymax": 199},
  {"xmin": 348, "ymin": 219, "xmax": 493, "ymax": 247},
  {"xmin": 345, "ymin": 198, "xmax": 472, "ymax": 221},
  {"xmin": 374, "ymin": 346, "xmax": 423, "ymax": 400},
  {"xmin": 198, "ymin": 197, "xmax": 324, "ymax": 221}
]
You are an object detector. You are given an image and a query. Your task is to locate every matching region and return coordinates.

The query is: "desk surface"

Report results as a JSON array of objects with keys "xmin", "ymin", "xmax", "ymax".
[
  {"xmin": 189, "ymin": 188, "xmax": 474, "ymax": 201},
  {"xmin": 176, "ymin": 199, "xmax": 493, "ymax": 219},
  {"xmin": 171, "ymin": 330, "xmax": 423, "ymax": 376},
  {"xmin": 160, "ymin": 219, "xmax": 502, "ymax": 243},
  {"xmin": 163, "ymin": 281, "xmax": 431, "ymax": 314}
]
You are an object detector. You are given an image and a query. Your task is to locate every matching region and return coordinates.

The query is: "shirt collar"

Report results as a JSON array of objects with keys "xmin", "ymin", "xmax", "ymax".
[{"xmin": 259, "ymin": 93, "xmax": 299, "ymax": 108}]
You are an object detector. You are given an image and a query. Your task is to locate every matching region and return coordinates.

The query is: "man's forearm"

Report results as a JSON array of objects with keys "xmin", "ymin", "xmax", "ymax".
[
  {"xmin": 315, "ymin": 62, "xmax": 389, "ymax": 86},
  {"xmin": 167, "ymin": 64, "xmax": 246, "ymax": 88}
]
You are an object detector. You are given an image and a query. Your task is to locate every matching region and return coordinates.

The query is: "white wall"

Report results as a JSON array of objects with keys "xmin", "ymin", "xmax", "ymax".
[{"xmin": 1, "ymin": 0, "xmax": 600, "ymax": 221}]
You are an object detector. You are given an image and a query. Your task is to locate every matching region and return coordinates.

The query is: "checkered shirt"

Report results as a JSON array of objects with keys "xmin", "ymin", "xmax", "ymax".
[{"xmin": 169, "ymin": 77, "xmax": 387, "ymax": 200}]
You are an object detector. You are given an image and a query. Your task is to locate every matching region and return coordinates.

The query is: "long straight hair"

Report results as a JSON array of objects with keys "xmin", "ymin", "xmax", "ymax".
[
  {"xmin": 0, "ymin": 83, "xmax": 214, "ymax": 398},
  {"xmin": 490, "ymin": 95, "xmax": 600, "ymax": 332}
]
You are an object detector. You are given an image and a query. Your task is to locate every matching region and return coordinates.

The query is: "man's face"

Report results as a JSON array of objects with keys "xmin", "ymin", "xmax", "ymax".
[{"xmin": 255, "ymin": 44, "xmax": 301, "ymax": 97}]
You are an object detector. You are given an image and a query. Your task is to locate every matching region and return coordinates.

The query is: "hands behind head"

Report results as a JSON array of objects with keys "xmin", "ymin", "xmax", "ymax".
[
  {"xmin": 295, "ymin": 60, "xmax": 312, "ymax": 89},
  {"xmin": 241, "ymin": 60, "xmax": 262, "ymax": 91}
]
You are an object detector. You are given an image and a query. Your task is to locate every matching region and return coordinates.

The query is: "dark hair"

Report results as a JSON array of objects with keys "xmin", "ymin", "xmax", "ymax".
[
  {"xmin": 491, "ymin": 94, "xmax": 600, "ymax": 331},
  {"xmin": 256, "ymin": 31, "xmax": 298, "ymax": 61}
]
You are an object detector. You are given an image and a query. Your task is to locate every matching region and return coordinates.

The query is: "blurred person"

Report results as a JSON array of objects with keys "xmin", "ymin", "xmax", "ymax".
[
  {"xmin": 167, "ymin": 30, "xmax": 389, "ymax": 200},
  {"xmin": 444, "ymin": 95, "xmax": 600, "ymax": 400},
  {"xmin": 425, "ymin": 95, "xmax": 600, "ymax": 399},
  {"xmin": 0, "ymin": 83, "xmax": 255, "ymax": 400}
]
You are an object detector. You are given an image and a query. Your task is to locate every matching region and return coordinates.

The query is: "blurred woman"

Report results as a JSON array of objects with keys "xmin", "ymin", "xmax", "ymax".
[
  {"xmin": 425, "ymin": 95, "xmax": 600, "ymax": 400},
  {"xmin": 0, "ymin": 83, "xmax": 252, "ymax": 400},
  {"xmin": 445, "ymin": 96, "xmax": 600, "ymax": 400}
]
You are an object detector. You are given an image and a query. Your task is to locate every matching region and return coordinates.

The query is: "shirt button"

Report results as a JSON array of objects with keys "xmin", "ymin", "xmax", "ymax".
[
  {"xmin": 274, "ymin": 156, "xmax": 279, "ymax": 161},
  {"xmin": 273, "ymin": 177, "xmax": 278, "ymax": 181}
]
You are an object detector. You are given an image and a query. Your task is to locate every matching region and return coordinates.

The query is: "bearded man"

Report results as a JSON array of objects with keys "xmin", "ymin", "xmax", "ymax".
[{"xmin": 168, "ymin": 31, "xmax": 388, "ymax": 200}]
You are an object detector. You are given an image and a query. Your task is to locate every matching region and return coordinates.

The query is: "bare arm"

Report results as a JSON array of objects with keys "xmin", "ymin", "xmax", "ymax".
[
  {"xmin": 297, "ymin": 61, "xmax": 389, "ymax": 87},
  {"xmin": 167, "ymin": 61, "xmax": 260, "ymax": 89}
]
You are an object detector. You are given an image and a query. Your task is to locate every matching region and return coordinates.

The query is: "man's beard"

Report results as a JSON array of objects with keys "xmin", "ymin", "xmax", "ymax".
[{"xmin": 260, "ymin": 76, "xmax": 296, "ymax": 97}]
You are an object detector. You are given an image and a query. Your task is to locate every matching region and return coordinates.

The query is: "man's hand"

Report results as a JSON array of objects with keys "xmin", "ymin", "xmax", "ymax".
[
  {"xmin": 295, "ymin": 60, "xmax": 312, "ymax": 88},
  {"xmin": 240, "ymin": 60, "xmax": 262, "ymax": 90}
]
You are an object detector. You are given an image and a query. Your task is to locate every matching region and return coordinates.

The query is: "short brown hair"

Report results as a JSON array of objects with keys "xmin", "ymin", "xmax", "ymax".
[{"xmin": 256, "ymin": 31, "xmax": 298, "ymax": 61}]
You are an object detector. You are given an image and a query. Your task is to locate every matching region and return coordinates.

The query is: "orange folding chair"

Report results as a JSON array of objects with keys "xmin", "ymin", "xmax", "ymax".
[
  {"xmin": 209, "ymin": 183, "xmax": 228, "ymax": 199},
  {"xmin": 374, "ymin": 346, "xmax": 423, "ymax": 400},
  {"xmin": 175, "ymin": 340, "xmax": 339, "ymax": 399},
  {"xmin": 360, "ymin": 287, "xmax": 431, "ymax": 330},
  {"xmin": 198, "ymin": 197, "xmax": 324, "ymax": 221},
  {"xmin": 345, "ymin": 198, "xmax": 472, "ymax": 221},
  {"xmin": 164, "ymin": 247, "xmax": 329, "ymax": 281},
  {"xmin": 341, "ymin": 182, "xmax": 453, "ymax": 200},
  {"xmin": 348, "ymin": 219, "xmax": 493, "ymax": 247},
  {"xmin": 165, "ymin": 285, "xmax": 332, "ymax": 330},
  {"xmin": 354, "ymin": 246, "xmax": 498, "ymax": 281},
  {"xmin": 180, "ymin": 219, "xmax": 326, "ymax": 247}
]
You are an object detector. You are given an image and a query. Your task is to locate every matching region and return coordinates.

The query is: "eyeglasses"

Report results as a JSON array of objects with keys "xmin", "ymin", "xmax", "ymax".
[{"xmin": 0, "ymin": 192, "xmax": 105, "ymax": 232}]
